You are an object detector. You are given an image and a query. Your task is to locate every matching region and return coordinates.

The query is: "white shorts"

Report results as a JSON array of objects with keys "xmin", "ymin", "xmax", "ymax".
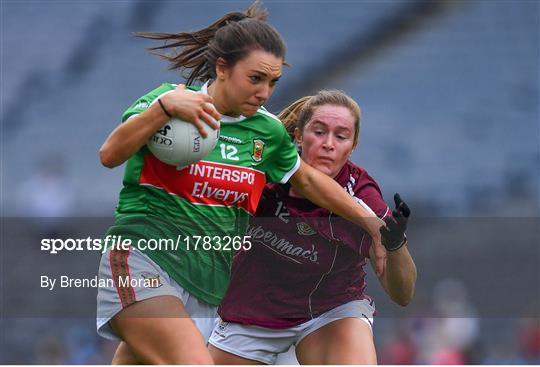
[
  {"xmin": 208, "ymin": 299, "xmax": 375, "ymax": 365},
  {"xmin": 96, "ymin": 247, "xmax": 217, "ymax": 342}
]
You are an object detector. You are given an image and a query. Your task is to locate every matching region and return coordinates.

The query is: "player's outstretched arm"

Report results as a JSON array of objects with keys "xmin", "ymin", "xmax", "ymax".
[
  {"xmin": 290, "ymin": 160, "xmax": 387, "ymax": 276},
  {"xmin": 371, "ymin": 193, "xmax": 417, "ymax": 306},
  {"xmin": 99, "ymin": 85, "xmax": 220, "ymax": 168}
]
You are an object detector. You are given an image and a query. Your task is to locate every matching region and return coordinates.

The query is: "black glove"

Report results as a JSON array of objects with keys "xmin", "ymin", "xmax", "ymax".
[{"xmin": 380, "ymin": 193, "xmax": 410, "ymax": 251}]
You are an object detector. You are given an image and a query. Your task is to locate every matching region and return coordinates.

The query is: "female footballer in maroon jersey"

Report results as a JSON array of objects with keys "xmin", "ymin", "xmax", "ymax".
[
  {"xmin": 99, "ymin": 2, "xmax": 390, "ymax": 364},
  {"xmin": 208, "ymin": 90, "xmax": 417, "ymax": 364}
]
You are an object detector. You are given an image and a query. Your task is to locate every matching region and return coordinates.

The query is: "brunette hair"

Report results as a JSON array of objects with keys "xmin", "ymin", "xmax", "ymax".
[{"xmin": 136, "ymin": 1, "xmax": 286, "ymax": 85}]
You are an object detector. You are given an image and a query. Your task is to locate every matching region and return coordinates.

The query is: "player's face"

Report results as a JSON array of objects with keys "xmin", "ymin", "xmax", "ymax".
[
  {"xmin": 219, "ymin": 49, "xmax": 282, "ymax": 117},
  {"xmin": 296, "ymin": 105, "xmax": 356, "ymax": 178}
]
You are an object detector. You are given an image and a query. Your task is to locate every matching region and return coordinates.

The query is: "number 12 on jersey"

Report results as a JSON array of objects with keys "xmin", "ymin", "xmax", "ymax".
[{"xmin": 220, "ymin": 143, "xmax": 239, "ymax": 161}]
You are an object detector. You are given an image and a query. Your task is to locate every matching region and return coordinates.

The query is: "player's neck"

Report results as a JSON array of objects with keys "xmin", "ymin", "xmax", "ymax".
[{"xmin": 207, "ymin": 81, "xmax": 239, "ymax": 117}]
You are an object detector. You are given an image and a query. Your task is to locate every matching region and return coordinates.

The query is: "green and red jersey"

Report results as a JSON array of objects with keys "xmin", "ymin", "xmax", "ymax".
[{"xmin": 106, "ymin": 82, "xmax": 300, "ymax": 305}]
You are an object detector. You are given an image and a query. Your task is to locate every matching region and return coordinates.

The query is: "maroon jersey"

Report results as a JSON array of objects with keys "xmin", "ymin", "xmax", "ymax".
[{"xmin": 218, "ymin": 160, "xmax": 390, "ymax": 328}]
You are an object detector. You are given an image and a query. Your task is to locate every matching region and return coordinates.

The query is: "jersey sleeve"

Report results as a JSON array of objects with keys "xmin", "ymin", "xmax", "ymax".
[
  {"xmin": 264, "ymin": 123, "xmax": 300, "ymax": 184},
  {"xmin": 331, "ymin": 169, "xmax": 390, "ymax": 258},
  {"xmin": 121, "ymin": 84, "xmax": 175, "ymax": 122}
]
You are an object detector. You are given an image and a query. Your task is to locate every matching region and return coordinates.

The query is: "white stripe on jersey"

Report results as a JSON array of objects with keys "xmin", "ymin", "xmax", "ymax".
[
  {"xmin": 279, "ymin": 155, "xmax": 301, "ymax": 184},
  {"xmin": 256, "ymin": 107, "xmax": 281, "ymax": 123},
  {"xmin": 345, "ymin": 173, "xmax": 386, "ymax": 218}
]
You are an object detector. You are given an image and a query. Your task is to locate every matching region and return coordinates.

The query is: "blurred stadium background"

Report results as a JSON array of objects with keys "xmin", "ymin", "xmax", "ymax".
[{"xmin": 1, "ymin": 0, "xmax": 539, "ymax": 364}]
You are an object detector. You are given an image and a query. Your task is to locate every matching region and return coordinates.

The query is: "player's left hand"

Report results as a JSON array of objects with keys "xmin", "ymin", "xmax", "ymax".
[{"xmin": 380, "ymin": 193, "xmax": 410, "ymax": 251}]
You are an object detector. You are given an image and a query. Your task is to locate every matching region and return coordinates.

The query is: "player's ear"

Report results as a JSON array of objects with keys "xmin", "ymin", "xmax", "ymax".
[
  {"xmin": 294, "ymin": 127, "xmax": 302, "ymax": 145},
  {"xmin": 216, "ymin": 57, "xmax": 228, "ymax": 81}
]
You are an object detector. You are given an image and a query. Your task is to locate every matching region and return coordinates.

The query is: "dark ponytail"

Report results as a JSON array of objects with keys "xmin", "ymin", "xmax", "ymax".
[{"xmin": 136, "ymin": 1, "xmax": 285, "ymax": 85}]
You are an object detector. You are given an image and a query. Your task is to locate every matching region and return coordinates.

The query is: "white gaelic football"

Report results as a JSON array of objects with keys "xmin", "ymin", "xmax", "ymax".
[{"xmin": 147, "ymin": 115, "xmax": 220, "ymax": 168}]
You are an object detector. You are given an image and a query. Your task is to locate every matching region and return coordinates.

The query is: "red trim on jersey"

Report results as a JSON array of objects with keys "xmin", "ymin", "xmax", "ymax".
[
  {"xmin": 139, "ymin": 154, "xmax": 266, "ymax": 214},
  {"xmin": 110, "ymin": 248, "xmax": 136, "ymax": 307},
  {"xmin": 121, "ymin": 249, "xmax": 136, "ymax": 305},
  {"xmin": 110, "ymin": 249, "xmax": 126, "ymax": 307}
]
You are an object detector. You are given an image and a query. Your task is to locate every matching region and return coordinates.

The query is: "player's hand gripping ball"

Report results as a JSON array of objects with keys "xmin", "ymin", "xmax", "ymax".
[
  {"xmin": 147, "ymin": 109, "xmax": 220, "ymax": 169},
  {"xmin": 380, "ymin": 193, "xmax": 411, "ymax": 251}
]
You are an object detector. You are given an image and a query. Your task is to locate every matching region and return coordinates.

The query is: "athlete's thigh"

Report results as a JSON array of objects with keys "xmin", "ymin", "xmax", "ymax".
[
  {"xmin": 111, "ymin": 295, "xmax": 213, "ymax": 364},
  {"xmin": 112, "ymin": 342, "xmax": 139, "ymax": 365},
  {"xmin": 296, "ymin": 317, "xmax": 377, "ymax": 365},
  {"xmin": 208, "ymin": 344, "xmax": 263, "ymax": 365}
]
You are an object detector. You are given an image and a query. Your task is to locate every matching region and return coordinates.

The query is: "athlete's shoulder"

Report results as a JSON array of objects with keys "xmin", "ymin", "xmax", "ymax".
[
  {"xmin": 185, "ymin": 84, "xmax": 202, "ymax": 92},
  {"xmin": 253, "ymin": 107, "xmax": 285, "ymax": 130},
  {"xmin": 256, "ymin": 106, "xmax": 280, "ymax": 121},
  {"xmin": 341, "ymin": 161, "xmax": 380, "ymax": 188},
  {"xmin": 342, "ymin": 161, "xmax": 389, "ymax": 217},
  {"xmin": 141, "ymin": 82, "xmax": 177, "ymax": 100},
  {"xmin": 122, "ymin": 82, "xmax": 176, "ymax": 121}
]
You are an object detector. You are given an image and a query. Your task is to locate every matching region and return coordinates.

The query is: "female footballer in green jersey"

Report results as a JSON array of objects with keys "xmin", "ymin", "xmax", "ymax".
[{"xmin": 97, "ymin": 1, "xmax": 386, "ymax": 364}]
